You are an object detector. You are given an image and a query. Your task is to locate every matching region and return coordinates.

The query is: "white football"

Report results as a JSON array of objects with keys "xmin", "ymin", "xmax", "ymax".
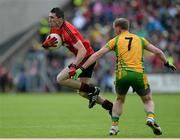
[{"xmin": 47, "ymin": 33, "xmax": 62, "ymax": 50}]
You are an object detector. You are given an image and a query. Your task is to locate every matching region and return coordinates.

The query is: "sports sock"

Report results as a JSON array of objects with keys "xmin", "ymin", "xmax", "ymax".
[
  {"xmin": 102, "ymin": 99, "xmax": 113, "ymax": 111},
  {"xmin": 112, "ymin": 116, "xmax": 119, "ymax": 126},
  {"xmin": 147, "ymin": 111, "xmax": 155, "ymax": 121},
  {"xmin": 79, "ymin": 82, "xmax": 95, "ymax": 94}
]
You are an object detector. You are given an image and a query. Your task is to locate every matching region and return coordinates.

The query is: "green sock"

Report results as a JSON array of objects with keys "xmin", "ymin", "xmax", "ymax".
[{"xmin": 111, "ymin": 116, "xmax": 119, "ymax": 126}]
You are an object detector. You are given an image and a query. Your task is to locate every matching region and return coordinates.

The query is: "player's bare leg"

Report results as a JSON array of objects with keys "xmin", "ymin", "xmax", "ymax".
[
  {"xmin": 140, "ymin": 92, "xmax": 162, "ymax": 135},
  {"xmin": 112, "ymin": 95, "xmax": 125, "ymax": 117},
  {"xmin": 57, "ymin": 68, "xmax": 97, "ymax": 108},
  {"xmin": 56, "ymin": 67, "xmax": 113, "ymax": 112},
  {"xmin": 141, "ymin": 92, "xmax": 154, "ymax": 113},
  {"xmin": 109, "ymin": 94, "xmax": 125, "ymax": 135}
]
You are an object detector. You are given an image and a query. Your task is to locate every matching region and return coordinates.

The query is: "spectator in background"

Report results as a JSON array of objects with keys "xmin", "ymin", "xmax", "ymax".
[
  {"xmin": 15, "ymin": 67, "xmax": 27, "ymax": 92},
  {"xmin": 0, "ymin": 65, "xmax": 13, "ymax": 92},
  {"xmin": 0, "ymin": 66, "xmax": 8, "ymax": 92},
  {"xmin": 38, "ymin": 18, "xmax": 50, "ymax": 43},
  {"xmin": 72, "ymin": 10, "xmax": 86, "ymax": 30},
  {"xmin": 72, "ymin": 0, "xmax": 84, "ymax": 7},
  {"xmin": 101, "ymin": 69, "xmax": 114, "ymax": 92}
]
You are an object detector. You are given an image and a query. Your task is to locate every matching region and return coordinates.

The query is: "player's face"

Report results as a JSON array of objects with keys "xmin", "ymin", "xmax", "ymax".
[{"xmin": 48, "ymin": 12, "xmax": 63, "ymax": 27}]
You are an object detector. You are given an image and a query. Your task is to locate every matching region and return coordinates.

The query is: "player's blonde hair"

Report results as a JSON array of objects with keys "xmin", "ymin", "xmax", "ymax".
[{"xmin": 113, "ymin": 18, "xmax": 129, "ymax": 30}]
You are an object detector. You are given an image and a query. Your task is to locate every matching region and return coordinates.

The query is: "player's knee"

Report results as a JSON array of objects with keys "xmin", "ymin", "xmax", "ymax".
[
  {"xmin": 56, "ymin": 75, "xmax": 64, "ymax": 85},
  {"xmin": 142, "ymin": 94, "xmax": 153, "ymax": 102},
  {"xmin": 116, "ymin": 96, "xmax": 125, "ymax": 103},
  {"xmin": 56, "ymin": 75, "xmax": 60, "ymax": 83}
]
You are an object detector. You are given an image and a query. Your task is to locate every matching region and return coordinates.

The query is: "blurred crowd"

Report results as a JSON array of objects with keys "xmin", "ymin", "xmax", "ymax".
[
  {"xmin": 70, "ymin": 0, "xmax": 180, "ymax": 72},
  {"xmin": 1, "ymin": 0, "xmax": 180, "ymax": 93}
]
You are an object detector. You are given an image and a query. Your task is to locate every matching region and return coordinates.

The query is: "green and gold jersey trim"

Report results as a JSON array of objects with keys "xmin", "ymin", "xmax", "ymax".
[
  {"xmin": 114, "ymin": 35, "xmax": 120, "ymax": 81},
  {"xmin": 140, "ymin": 37, "xmax": 145, "ymax": 73}
]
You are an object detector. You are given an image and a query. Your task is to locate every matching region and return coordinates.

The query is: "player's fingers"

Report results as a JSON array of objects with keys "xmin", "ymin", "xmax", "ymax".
[
  {"xmin": 52, "ymin": 42, "xmax": 58, "ymax": 47},
  {"xmin": 75, "ymin": 75, "xmax": 78, "ymax": 80},
  {"xmin": 72, "ymin": 74, "xmax": 77, "ymax": 80},
  {"xmin": 53, "ymin": 41, "xmax": 58, "ymax": 44},
  {"xmin": 73, "ymin": 76, "xmax": 77, "ymax": 80},
  {"xmin": 171, "ymin": 65, "xmax": 176, "ymax": 70},
  {"xmin": 50, "ymin": 41, "xmax": 58, "ymax": 46},
  {"xmin": 171, "ymin": 67, "xmax": 176, "ymax": 71},
  {"xmin": 51, "ymin": 37, "xmax": 57, "ymax": 41}
]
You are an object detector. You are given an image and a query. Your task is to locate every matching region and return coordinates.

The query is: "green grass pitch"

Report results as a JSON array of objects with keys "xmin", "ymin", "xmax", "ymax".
[{"xmin": 0, "ymin": 93, "xmax": 180, "ymax": 138}]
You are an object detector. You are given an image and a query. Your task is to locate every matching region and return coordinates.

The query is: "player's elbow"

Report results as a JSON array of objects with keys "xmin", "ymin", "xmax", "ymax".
[
  {"xmin": 154, "ymin": 49, "xmax": 163, "ymax": 56},
  {"xmin": 81, "ymin": 47, "xmax": 87, "ymax": 56}
]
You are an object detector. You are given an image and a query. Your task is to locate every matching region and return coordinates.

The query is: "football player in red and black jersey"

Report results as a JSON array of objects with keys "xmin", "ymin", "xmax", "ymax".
[{"xmin": 42, "ymin": 7, "xmax": 112, "ymax": 114}]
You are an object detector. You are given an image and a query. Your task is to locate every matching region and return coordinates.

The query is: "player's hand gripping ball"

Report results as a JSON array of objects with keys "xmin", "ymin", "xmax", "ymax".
[{"xmin": 42, "ymin": 33, "xmax": 62, "ymax": 50}]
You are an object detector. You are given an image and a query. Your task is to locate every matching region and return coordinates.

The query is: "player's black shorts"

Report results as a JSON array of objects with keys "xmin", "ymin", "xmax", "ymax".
[{"xmin": 79, "ymin": 62, "xmax": 96, "ymax": 78}]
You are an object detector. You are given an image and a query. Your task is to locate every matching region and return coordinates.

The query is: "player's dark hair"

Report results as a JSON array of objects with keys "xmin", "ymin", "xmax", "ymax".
[
  {"xmin": 114, "ymin": 18, "xmax": 129, "ymax": 30},
  {"xmin": 50, "ymin": 7, "xmax": 64, "ymax": 19}
]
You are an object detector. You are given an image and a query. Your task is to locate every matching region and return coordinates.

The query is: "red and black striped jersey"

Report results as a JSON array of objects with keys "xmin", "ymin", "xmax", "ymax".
[{"xmin": 50, "ymin": 21, "xmax": 94, "ymax": 57}]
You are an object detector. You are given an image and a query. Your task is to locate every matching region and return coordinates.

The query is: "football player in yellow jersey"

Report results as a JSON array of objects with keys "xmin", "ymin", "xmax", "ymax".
[{"xmin": 72, "ymin": 18, "xmax": 176, "ymax": 135}]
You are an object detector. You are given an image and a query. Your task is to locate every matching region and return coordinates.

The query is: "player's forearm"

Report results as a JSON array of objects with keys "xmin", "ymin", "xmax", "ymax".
[
  {"xmin": 155, "ymin": 50, "xmax": 167, "ymax": 64},
  {"xmin": 82, "ymin": 55, "xmax": 96, "ymax": 69},
  {"xmin": 73, "ymin": 48, "xmax": 86, "ymax": 66},
  {"xmin": 82, "ymin": 47, "xmax": 109, "ymax": 69},
  {"xmin": 146, "ymin": 44, "xmax": 167, "ymax": 64},
  {"xmin": 82, "ymin": 52, "xmax": 102, "ymax": 69}
]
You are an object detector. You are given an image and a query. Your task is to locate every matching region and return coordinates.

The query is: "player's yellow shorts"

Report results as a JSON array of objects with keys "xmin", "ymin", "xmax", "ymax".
[{"xmin": 115, "ymin": 70, "xmax": 150, "ymax": 96}]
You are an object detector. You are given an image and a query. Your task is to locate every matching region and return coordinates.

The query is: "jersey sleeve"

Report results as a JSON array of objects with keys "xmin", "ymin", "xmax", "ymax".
[
  {"xmin": 105, "ymin": 38, "xmax": 116, "ymax": 50},
  {"xmin": 141, "ymin": 37, "xmax": 150, "ymax": 48}
]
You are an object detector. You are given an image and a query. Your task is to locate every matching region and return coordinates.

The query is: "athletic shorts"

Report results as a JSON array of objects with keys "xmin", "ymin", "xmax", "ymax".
[
  {"xmin": 115, "ymin": 70, "xmax": 150, "ymax": 96},
  {"xmin": 79, "ymin": 62, "xmax": 96, "ymax": 78}
]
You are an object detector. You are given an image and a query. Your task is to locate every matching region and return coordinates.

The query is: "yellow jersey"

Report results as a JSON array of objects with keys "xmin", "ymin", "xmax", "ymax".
[{"xmin": 105, "ymin": 31, "xmax": 150, "ymax": 79}]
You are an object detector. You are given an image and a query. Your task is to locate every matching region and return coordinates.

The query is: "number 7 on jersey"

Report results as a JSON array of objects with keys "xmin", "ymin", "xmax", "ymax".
[{"xmin": 125, "ymin": 37, "xmax": 133, "ymax": 51}]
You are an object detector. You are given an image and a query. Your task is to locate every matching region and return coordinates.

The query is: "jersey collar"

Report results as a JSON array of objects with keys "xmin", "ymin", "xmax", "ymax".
[{"xmin": 121, "ymin": 30, "xmax": 129, "ymax": 35}]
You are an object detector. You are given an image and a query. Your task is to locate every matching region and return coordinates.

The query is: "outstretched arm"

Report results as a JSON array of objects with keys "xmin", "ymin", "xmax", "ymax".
[
  {"xmin": 145, "ymin": 44, "xmax": 176, "ymax": 71},
  {"xmin": 72, "ymin": 47, "xmax": 110, "ymax": 80},
  {"xmin": 82, "ymin": 46, "xmax": 110, "ymax": 69},
  {"xmin": 145, "ymin": 44, "xmax": 167, "ymax": 63}
]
